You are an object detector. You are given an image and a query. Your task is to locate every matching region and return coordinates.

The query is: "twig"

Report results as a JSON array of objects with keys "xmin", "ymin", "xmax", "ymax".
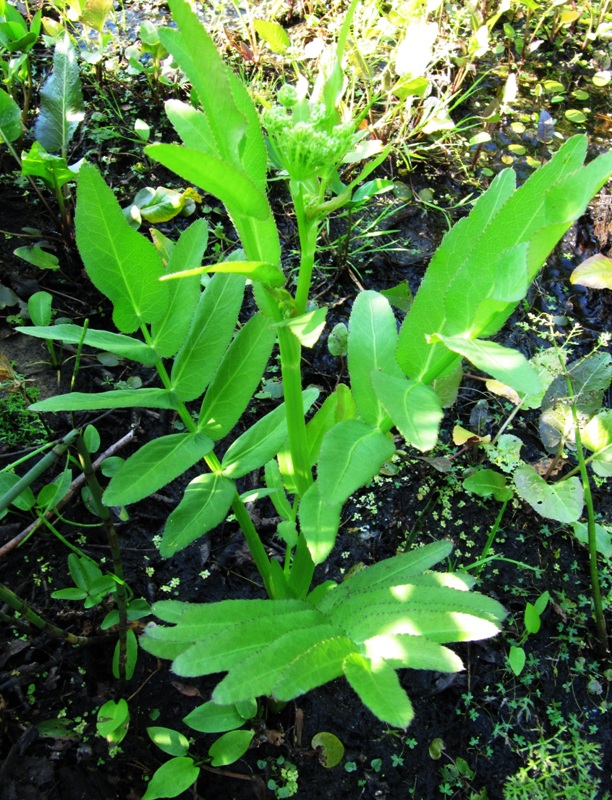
[{"xmin": 0, "ymin": 429, "xmax": 135, "ymax": 558}]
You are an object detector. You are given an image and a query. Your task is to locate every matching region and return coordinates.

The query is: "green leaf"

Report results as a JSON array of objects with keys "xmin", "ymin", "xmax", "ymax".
[
  {"xmin": 34, "ymin": 33, "xmax": 84, "ymax": 152},
  {"xmin": 160, "ymin": 473, "xmax": 235, "ymax": 557},
  {"xmin": 514, "ymin": 465, "xmax": 583, "ymax": 522},
  {"xmin": 343, "ymin": 654, "xmax": 414, "ymax": 728},
  {"xmin": 21, "ymin": 142, "xmax": 74, "ymax": 189},
  {"xmin": 572, "ymin": 522, "xmax": 612, "ymax": 558},
  {"xmin": 17, "ymin": 324, "xmax": 159, "ymax": 365},
  {"xmin": 97, "ymin": 698, "xmax": 129, "ymax": 744},
  {"xmin": 150, "ymin": 219, "xmax": 208, "ymax": 358},
  {"xmin": 0, "ymin": 87, "xmax": 22, "ymax": 143},
  {"xmin": 317, "ymin": 420, "xmax": 396, "ymax": 506},
  {"xmin": 582, "ymin": 409, "xmax": 612, "ymax": 476},
  {"xmin": 222, "ymin": 388, "xmax": 318, "ymax": 478},
  {"xmin": 272, "ymin": 635, "xmax": 358, "ymax": 701},
  {"xmin": 348, "ymin": 291, "xmax": 404, "ymax": 427},
  {"xmin": 0, "ymin": 473, "xmax": 36, "ymax": 512},
  {"xmin": 397, "ymin": 136, "xmax": 612, "ymax": 383},
  {"xmin": 103, "ymin": 432, "xmax": 213, "ymax": 506},
  {"xmin": 254, "ymin": 19, "xmax": 290, "ymax": 53},
  {"xmin": 27, "ymin": 291, "xmax": 53, "ymax": 326},
  {"xmin": 14, "ymin": 245, "xmax": 60, "ymax": 271},
  {"xmin": 275, "ymin": 307, "xmax": 327, "ymax": 348},
  {"xmin": 463, "ymin": 469, "xmax": 512, "ymax": 502},
  {"xmin": 299, "ymin": 483, "xmax": 342, "ymax": 565},
  {"xmin": 311, "ymin": 732, "xmax": 345, "ymax": 768},
  {"xmin": 170, "ymin": 272, "xmax": 245, "ymax": 401},
  {"xmin": 183, "ymin": 701, "xmax": 246, "ymax": 733},
  {"xmin": 524, "ymin": 602, "xmax": 541, "ymax": 634},
  {"xmin": 112, "ymin": 628, "xmax": 138, "ymax": 680},
  {"xmin": 208, "ymin": 730, "xmax": 254, "ymax": 767},
  {"xmin": 432, "ymin": 334, "xmax": 541, "ymax": 395},
  {"xmin": 147, "ymin": 144, "xmax": 271, "ymax": 220},
  {"xmin": 371, "ymin": 373, "xmax": 442, "ymax": 452},
  {"xmin": 181, "ymin": 260, "xmax": 285, "ymax": 288},
  {"xmin": 147, "ymin": 726, "xmax": 190, "ymax": 757},
  {"xmin": 76, "ymin": 163, "xmax": 168, "ymax": 333},
  {"xmin": 141, "ymin": 757, "xmax": 199, "ymax": 800},
  {"xmin": 570, "ymin": 253, "xmax": 612, "ymax": 290},
  {"xmin": 508, "ymin": 645, "xmax": 526, "ymax": 676},
  {"xmin": 80, "ymin": 0, "xmax": 114, "ymax": 32},
  {"xmin": 198, "ymin": 313, "xmax": 276, "ymax": 439},
  {"xmin": 30, "ymin": 388, "xmax": 179, "ymax": 412}
]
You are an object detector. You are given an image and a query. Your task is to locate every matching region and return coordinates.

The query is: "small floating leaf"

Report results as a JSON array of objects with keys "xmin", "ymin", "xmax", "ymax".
[
  {"xmin": 311, "ymin": 732, "xmax": 345, "ymax": 768},
  {"xmin": 565, "ymin": 109, "xmax": 587, "ymax": 124}
]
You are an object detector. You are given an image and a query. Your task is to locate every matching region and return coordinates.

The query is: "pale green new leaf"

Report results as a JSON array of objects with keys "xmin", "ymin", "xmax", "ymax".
[
  {"xmin": 34, "ymin": 33, "xmax": 84, "ymax": 153},
  {"xmin": 170, "ymin": 273, "xmax": 245, "ymax": 402},
  {"xmin": 160, "ymin": 473, "xmax": 235, "ymax": 557},
  {"xmin": 371, "ymin": 372, "xmax": 442, "ymax": 452},
  {"xmin": 317, "ymin": 419, "xmax": 396, "ymax": 506},
  {"xmin": 0, "ymin": 87, "xmax": 22, "ymax": 143},
  {"xmin": 103, "ymin": 432, "xmax": 213, "ymax": 506},
  {"xmin": 343, "ymin": 654, "xmax": 414, "ymax": 728},
  {"xmin": 76, "ymin": 164, "xmax": 168, "ymax": 332},
  {"xmin": 274, "ymin": 307, "xmax": 327, "ymax": 348},
  {"xmin": 30, "ymin": 388, "xmax": 178, "ymax": 412},
  {"xmin": 163, "ymin": 99, "xmax": 218, "ymax": 157},
  {"xmin": 141, "ymin": 757, "xmax": 199, "ymax": 800},
  {"xmin": 222, "ymin": 387, "xmax": 319, "ymax": 478},
  {"xmin": 299, "ymin": 483, "xmax": 342, "ymax": 565},
  {"xmin": 570, "ymin": 253, "xmax": 612, "ymax": 290},
  {"xmin": 16, "ymin": 324, "xmax": 159, "ymax": 365},
  {"xmin": 348, "ymin": 290, "xmax": 404, "ymax": 427},
  {"xmin": 150, "ymin": 219, "xmax": 208, "ymax": 358},
  {"xmin": 254, "ymin": 19, "xmax": 290, "ymax": 53},
  {"xmin": 432, "ymin": 334, "xmax": 541, "ymax": 395},
  {"xmin": 198, "ymin": 313, "xmax": 276, "ymax": 439},
  {"xmin": 514, "ymin": 464, "xmax": 584, "ymax": 522}
]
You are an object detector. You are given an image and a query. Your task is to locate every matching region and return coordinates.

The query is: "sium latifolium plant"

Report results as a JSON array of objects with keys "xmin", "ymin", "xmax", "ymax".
[{"xmin": 19, "ymin": 0, "xmax": 612, "ymax": 791}]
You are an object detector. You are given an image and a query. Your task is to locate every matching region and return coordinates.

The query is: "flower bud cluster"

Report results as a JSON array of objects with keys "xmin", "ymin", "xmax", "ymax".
[{"xmin": 264, "ymin": 86, "xmax": 357, "ymax": 183}]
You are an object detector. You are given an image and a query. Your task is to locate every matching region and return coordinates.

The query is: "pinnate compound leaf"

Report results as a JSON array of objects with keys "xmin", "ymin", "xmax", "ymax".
[
  {"xmin": 198, "ymin": 313, "xmax": 276, "ymax": 439},
  {"xmin": 160, "ymin": 473, "xmax": 235, "ymax": 557},
  {"xmin": 170, "ymin": 273, "xmax": 245, "ymax": 401},
  {"xmin": 317, "ymin": 420, "xmax": 396, "ymax": 506},
  {"xmin": 103, "ymin": 433, "xmax": 213, "ymax": 506},
  {"xmin": 514, "ymin": 464, "xmax": 583, "ymax": 522},
  {"xmin": 432, "ymin": 334, "xmax": 541, "ymax": 395},
  {"xmin": 76, "ymin": 164, "xmax": 168, "ymax": 333},
  {"xmin": 343, "ymin": 654, "xmax": 414, "ymax": 728},
  {"xmin": 16, "ymin": 324, "xmax": 159, "ymax": 365},
  {"xmin": 371, "ymin": 372, "xmax": 442, "ymax": 452},
  {"xmin": 30, "ymin": 388, "xmax": 178, "ymax": 412},
  {"xmin": 348, "ymin": 290, "xmax": 404, "ymax": 427},
  {"xmin": 141, "ymin": 757, "xmax": 199, "ymax": 800},
  {"xmin": 570, "ymin": 253, "xmax": 612, "ymax": 289},
  {"xmin": 208, "ymin": 730, "xmax": 255, "ymax": 767},
  {"xmin": 34, "ymin": 33, "xmax": 84, "ymax": 152},
  {"xmin": 0, "ymin": 88, "xmax": 22, "ymax": 143},
  {"xmin": 147, "ymin": 726, "xmax": 190, "ymax": 757}
]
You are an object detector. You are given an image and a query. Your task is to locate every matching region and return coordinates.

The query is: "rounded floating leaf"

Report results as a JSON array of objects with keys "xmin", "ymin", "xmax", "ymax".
[
  {"xmin": 564, "ymin": 109, "xmax": 587, "ymax": 124},
  {"xmin": 311, "ymin": 732, "xmax": 345, "ymax": 768}
]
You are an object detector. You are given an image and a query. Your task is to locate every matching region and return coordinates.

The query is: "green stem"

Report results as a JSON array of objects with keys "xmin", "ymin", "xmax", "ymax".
[
  {"xmin": 75, "ymin": 435, "xmax": 130, "ymax": 679},
  {"xmin": 475, "ymin": 496, "xmax": 510, "ymax": 577},
  {"xmin": 0, "ymin": 430, "xmax": 79, "ymax": 514},
  {"xmin": 0, "ymin": 583, "xmax": 92, "ymax": 645},
  {"xmin": 140, "ymin": 326, "xmax": 275, "ymax": 595},
  {"xmin": 293, "ymin": 190, "xmax": 320, "ymax": 316}
]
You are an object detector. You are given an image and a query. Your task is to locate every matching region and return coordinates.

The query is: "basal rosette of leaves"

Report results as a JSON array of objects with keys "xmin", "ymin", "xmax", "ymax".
[{"xmin": 141, "ymin": 541, "xmax": 506, "ymax": 728}]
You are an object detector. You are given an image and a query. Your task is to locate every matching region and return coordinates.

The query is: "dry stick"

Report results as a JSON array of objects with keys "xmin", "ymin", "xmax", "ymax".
[{"xmin": 0, "ymin": 429, "xmax": 135, "ymax": 558}]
